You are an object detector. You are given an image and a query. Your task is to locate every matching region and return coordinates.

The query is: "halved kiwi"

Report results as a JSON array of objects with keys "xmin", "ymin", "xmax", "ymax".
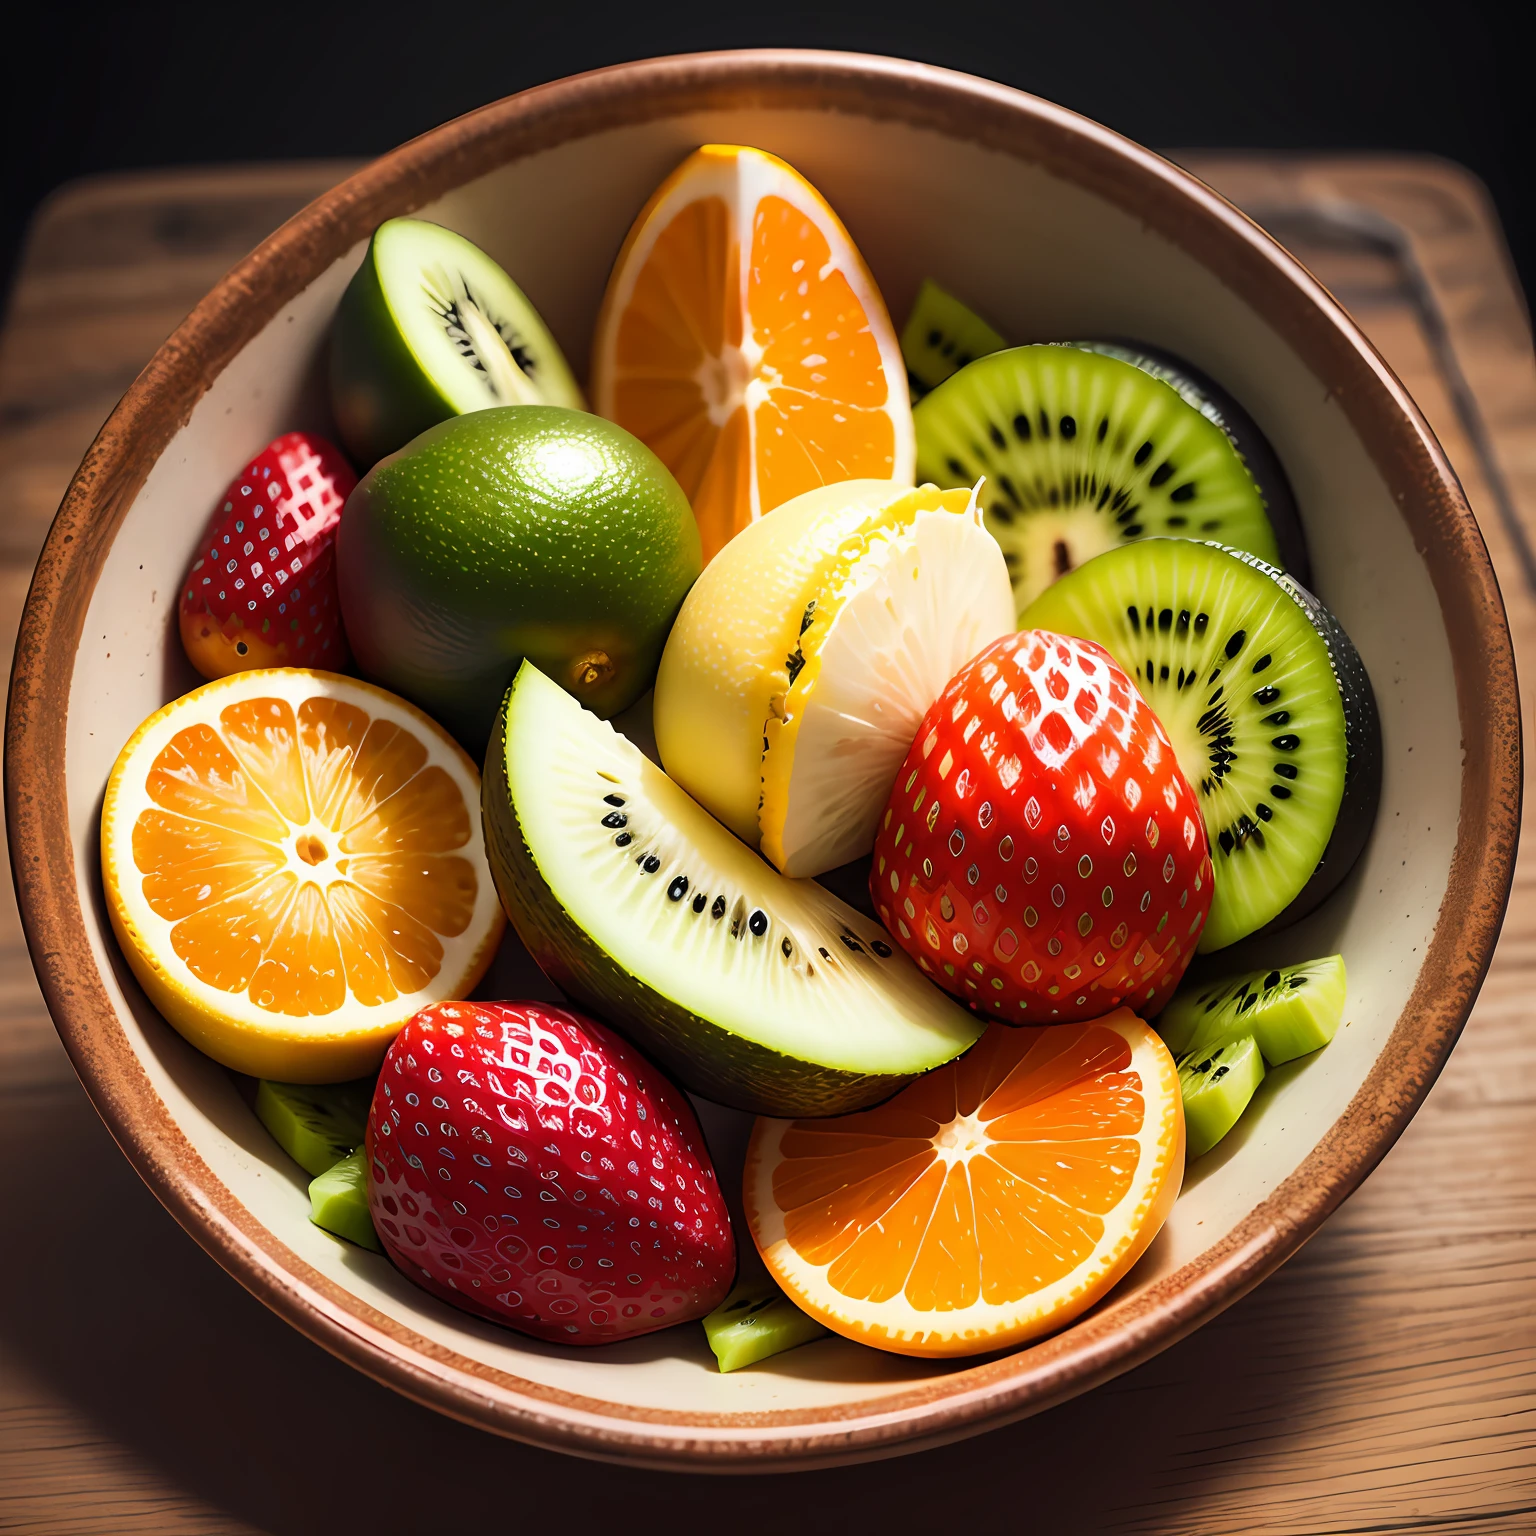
[
  {"xmin": 1159, "ymin": 953, "xmax": 1346, "ymax": 1064},
  {"xmin": 916, "ymin": 346, "xmax": 1282, "ymax": 612},
  {"xmin": 1178, "ymin": 1033, "xmax": 1265, "ymax": 1158},
  {"xmin": 1023, "ymin": 540, "xmax": 1380, "ymax": 950},
  {"xmin": 308, "ymin": 1147, "xmax": 383, "ymax": 1251},
  {"xmin": 330, "ymin": 218, "xmax": 584, "ymax": 466},
  {"xmin": 900, "ymin": 279, "xmax": 1007, "ymax": 398},
  {"xmin": 482, "ymin": 662, "xmax": 983, "ymax": 1117}
]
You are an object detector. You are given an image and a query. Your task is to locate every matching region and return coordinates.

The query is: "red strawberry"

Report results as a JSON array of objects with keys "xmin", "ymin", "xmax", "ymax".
[
  {"xmin": 367, "ymin": 1000, "xmax": 735, "ymax": 1344},
  {"xmin": 178, "ymin": 430, "xmax": 356, "ymax": 678},
  {"xmin": 870, "ymin": 629, "xmax": 1212, "ymax": 1025}
]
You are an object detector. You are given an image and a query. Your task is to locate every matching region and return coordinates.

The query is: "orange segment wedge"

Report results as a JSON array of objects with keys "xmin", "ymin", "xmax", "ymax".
[
  {"xmin": 745, "ymin": 1010, "xmax": 1183, "ymax": 1356},
  {"xmin": 593, "ymin": 145, "xmax": 914, "ymax": 562},
  {"xmin": 102, "ymin": 669, "xmax": 504, "ymax": 1081}
]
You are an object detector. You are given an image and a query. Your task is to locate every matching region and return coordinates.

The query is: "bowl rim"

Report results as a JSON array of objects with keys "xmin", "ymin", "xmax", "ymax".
[{"xmin": 4, "ymin": 47, "xmax": 1521, "ymax": 1471}]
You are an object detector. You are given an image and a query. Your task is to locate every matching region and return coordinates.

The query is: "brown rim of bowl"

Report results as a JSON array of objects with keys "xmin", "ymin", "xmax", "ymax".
[{"xmin": 4, "ymin": 49, "xmax": 1521, "ymax": 1471}]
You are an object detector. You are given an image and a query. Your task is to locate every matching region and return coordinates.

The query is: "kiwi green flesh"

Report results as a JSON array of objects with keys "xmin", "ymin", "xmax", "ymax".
[
  {"xmin": 1158, "ymin": 953, "xmax": 1346, "ymax": 1065},
  {"xmin": 916, "ymin": 346, "xmax": 1281, "ymax": 614},
  {"xmin": 1068, "ymin": 340, "xmax": 1311, "ymax": 588},
  {"xmin": 901, "ymin": 279, "xmax": 1008, "ymax": 398},
  {"xmin": 1179, "ymin": 1033, "xmax": 1265, "ymax": 1158},
  {"xmin": 329, "ymin": 217, "xmax": 583, "ymax": 467},
  {"xmin": 308, "ymin": 1148, "xmax": 383, "ymax": 1252},
  {"xmin": 482, "ymin": 665, "xmax": 982, "ymax": 1118},
  {"xmin": 255, "ymin": 1078, "xmax": 374, "ymax": 1177},
  {"xmin": 1023, "ymin": 540, "xmax": 1364, "ymax": 952},
  {"xmin": 703, "ymin": 1278, "xmax": 828, "ymax": 1372}
]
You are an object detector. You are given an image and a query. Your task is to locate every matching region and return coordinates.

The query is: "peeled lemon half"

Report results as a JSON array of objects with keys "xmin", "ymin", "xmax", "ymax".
[{"xmin": 654, "ymin": 480, "xmax": 1014, "ymax": 877}]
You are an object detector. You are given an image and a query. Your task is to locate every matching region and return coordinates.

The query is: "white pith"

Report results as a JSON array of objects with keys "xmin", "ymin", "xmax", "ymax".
[
  {"xmin": 103, "ymin": 669, "xmax": 503, "ymax": 1039},
  {"xmin": 592, "ymin": 145, "xmax": 915, "ymax": 522},
  {"xmin": 746, "ymin": 1013, "xmax": 1183, "ymax": 1349},
  {"xmin": 504, "ymin": 665, "xmax": 981, "ymax": 1075},
  {"xmin": 763, "ymin": 495, "xmax": 1016, "ymax": 877}
]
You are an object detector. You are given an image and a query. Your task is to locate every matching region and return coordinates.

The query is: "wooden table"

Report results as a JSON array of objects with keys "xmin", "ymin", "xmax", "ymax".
[{"xmin": 2, "ymin": 156, "xmax": 1533, "ymax": 1534}]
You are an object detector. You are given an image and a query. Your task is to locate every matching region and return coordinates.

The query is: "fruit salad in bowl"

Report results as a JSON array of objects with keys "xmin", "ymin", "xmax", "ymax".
[{"xmin": 6, "ymin": 52, "xmax": 1516, "ymax": 1467}]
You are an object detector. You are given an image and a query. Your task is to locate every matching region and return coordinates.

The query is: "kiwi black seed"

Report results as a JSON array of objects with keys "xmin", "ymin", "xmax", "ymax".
[
  {"xmin": 899, "ymin": 278, "xmax": 1008, "ymax": 398},
  {"xmin": 915, "ymin": 345, "xmax": 1285, "ymax": 613},
  {"xmin": 1023, "ymin": 539, "xmax": 1380, "ymax": 950}
]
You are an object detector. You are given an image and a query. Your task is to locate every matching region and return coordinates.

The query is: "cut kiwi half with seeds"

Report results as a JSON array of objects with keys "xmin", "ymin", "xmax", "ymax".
[
  {"xmin": 703, "ymin": 1275, "xmax": 828, "ymax": 1372},
  {"xmin": 915, "ymin": 345, "xmax": 1282, "ymax": 612},
  {"xmin": 330, "ymin": 218, "xmax": 584, "ymax": 467},
  {"xmin": 255, "ymin": 1078, "xmax": 374, "ymax": 1177},
  {"xmin": 1178, "ymin": 1033, "xmax": 1265, "ymax": 1158},
  {"xmin": 308, "ymin": 1147, "xmax": 383, "ymax": 1252},
  {"xmin": 1023, "ymin": 540, "xmax": 1380, "ymax": 951},
  {"xmin": 901, "ymin": 279, "xmax": 1007, "ymax": 399},
  {"xmin": 1159, "ymin": 953, "xmax": 1346, "ymax": 1065},
  {"xmin": 482, "ymin": 662, "xmax": 982, "ymax": 1117}
]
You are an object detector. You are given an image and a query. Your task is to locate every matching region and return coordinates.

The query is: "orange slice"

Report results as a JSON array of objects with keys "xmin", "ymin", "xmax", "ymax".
[
  {"xmin": 592, "ymin": 144, "xmax": 914, "ymax": 563},
  {"xmin": 745, "ymin": 1010, "xmax": 1183, "ymax": 1356},
  {"xmin": 101, "ymin": 669, "xmax": 504, "ymax": 1081}
]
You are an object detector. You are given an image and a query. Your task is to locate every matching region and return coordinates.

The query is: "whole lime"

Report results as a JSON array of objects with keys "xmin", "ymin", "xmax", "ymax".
[{"xmin": 336, "ymin": 406, "xmax": 701, "ymax": 748}]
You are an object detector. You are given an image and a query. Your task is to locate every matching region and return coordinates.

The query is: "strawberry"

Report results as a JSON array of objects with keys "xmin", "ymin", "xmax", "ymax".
[
  {"xmin": 870, "ymin": 629, "xmax": 1212, "ymax": 1024},
  {"xmin": 178, "ymin": 430, "xmax": 356, "ymax": 678},
  {"xmin": 366, "ymin": 1000, "xmax": 735, "ymax": 1344}
]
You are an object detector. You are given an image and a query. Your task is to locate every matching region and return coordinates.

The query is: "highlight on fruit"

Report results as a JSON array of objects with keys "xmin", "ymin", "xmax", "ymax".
[{"xmin": 105, "ymin": 140, "xmax": 1375, "ymax": 1371}]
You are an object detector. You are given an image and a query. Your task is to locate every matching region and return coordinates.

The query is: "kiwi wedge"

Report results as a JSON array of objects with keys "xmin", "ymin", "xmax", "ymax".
[
  {"xmin": 330, "ymin": 218, "xmax": 584, "ymax": 467},
  {"xmin": 308, "ymin": 1148, "xmax": 383, "ymax": 1252},
  {"xmin": 482, "ymin": 662, "xmax": 983, "ymax": 1117},
  {"xmin": 1023, "ymin": 540, "xmax": 1380, "ymax": 950},
  {"xmin": 1160, "ymin": 953, "xmax": 1346, "ymax": 1065},
  {"xmin": 255, "ymin": 1078, "xmax": 374, "ymax": 1177},
  {"xmin": 916, "ymin": 346, "xmax": 1282, "ymax": 612},
  {"xmin": 703, "ymin": 1277, "xmax": 828, "ymax": 1372},
  {"xmin": 1179, "ymin": 1033, "xmax": 1265, "ymax": 1158},
  {"xmin": 901, "ymin": 279, "xmax": 1007, "ymax": 398}
]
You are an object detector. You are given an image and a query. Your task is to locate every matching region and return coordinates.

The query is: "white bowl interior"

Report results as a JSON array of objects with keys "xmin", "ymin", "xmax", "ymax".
[{"xmin": 65, "ymin": 104, "xmax": 1459, "ymax": 1418}]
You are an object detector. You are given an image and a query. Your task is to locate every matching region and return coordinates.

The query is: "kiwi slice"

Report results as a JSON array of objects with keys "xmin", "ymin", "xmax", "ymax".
[
  {"xmin": 916, "ymin": 346, "xmax": 1282, "ymax": 612},
  {"xmin": 255, "ymin": 1078, "xmax": 373, "ymax": 1177},
  {"xmin": 1023, "ymin": 540, "xmax": 1381, "ymax": 951},
  {"xmin": 1068, "ymin": 340, "xmax": 1310, "ymax": 587},
  {"xmin": 330, "ymin": 217, "xmax": 584, "ymax": 467},
  {"xmin": 1160, "ymin": 953, "xmax": 1346, "ymax": 1065},
  {"xmin": 703, "ymin": 1277, "xmax": 828, "ymax": 1372},
  {"xmin": 308, "ymin": 1148, "xmax": 383, "ymax": 1252},
  {"xmin": 1179, "ymin": 1033, "xmax": 1265, "ymax": 1158},
  {"xmin": 901, "ymin": 279, "xmax": 1007, "ymax": 398}
]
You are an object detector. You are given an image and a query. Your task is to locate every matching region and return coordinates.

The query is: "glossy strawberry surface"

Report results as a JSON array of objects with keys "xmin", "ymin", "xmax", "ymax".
[
  {"xmin": 367, "ymin": 1001, "xmax": 735, "ymax": 1343},
  {"xmin": 870, "ymin": 629, "xmax": 1212, "ymax": 1024},
  {"xmin": 178, "ymin": 431, "xmax": 356, "ymax": 678}
]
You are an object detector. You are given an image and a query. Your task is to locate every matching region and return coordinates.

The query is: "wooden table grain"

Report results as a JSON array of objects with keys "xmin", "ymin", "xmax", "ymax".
[{"xmin": 2, "ymin": 156, "xmax": 1533, "ymax": 1535}]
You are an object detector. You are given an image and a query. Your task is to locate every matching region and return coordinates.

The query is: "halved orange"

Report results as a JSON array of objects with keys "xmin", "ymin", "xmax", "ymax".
[
  {"xmin": 592, "ymin": 144, "xmax": 914, "ymax": 563},
  {"xmin": 745, "ymin": 1010, "xmax": 1183, "ymax": 1357},
  {"xmin": 101, "ymin": 669, "xmax": 504, "ymax": 1082}
]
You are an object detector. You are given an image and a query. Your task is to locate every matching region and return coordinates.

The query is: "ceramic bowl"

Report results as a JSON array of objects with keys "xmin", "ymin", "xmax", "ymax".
[{"xmin": 5, "ymin": 50, "xmax": 1520, "ymax": 1470}]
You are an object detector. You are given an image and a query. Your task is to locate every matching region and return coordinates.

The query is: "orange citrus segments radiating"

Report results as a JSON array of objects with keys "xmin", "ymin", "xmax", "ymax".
[
  {"xmin": 592, "ymin": 144, "xmax": 915, "ymax": 563},
  {"xmin": 745, "ymin": 1011, "xmax": 1184, "ymax": 1357},
  {"xmin": 101, "ymin": 669, "xmax": 504, "ymax": 1082}
]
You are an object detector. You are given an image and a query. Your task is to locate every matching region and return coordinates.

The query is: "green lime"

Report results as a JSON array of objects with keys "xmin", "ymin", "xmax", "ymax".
[{"xmin": 337, "ymin": 405, "xmax": 700, "ymax": 748}]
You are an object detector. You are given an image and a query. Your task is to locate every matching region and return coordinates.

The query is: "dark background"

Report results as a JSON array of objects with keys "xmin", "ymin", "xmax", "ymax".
[{"xmin": 2, "ymin": 1, "xmax": 1530, "ymax": 309}]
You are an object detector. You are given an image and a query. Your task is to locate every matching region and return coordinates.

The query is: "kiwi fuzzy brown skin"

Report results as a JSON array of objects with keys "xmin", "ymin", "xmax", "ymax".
[
  {"xmin": 1072, "ymin": 340, "xmax": 1311, "ymax": 587},
  {"xmin": 481, "ymin": 692, "xmax": 916, "ymax": 1118}
]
